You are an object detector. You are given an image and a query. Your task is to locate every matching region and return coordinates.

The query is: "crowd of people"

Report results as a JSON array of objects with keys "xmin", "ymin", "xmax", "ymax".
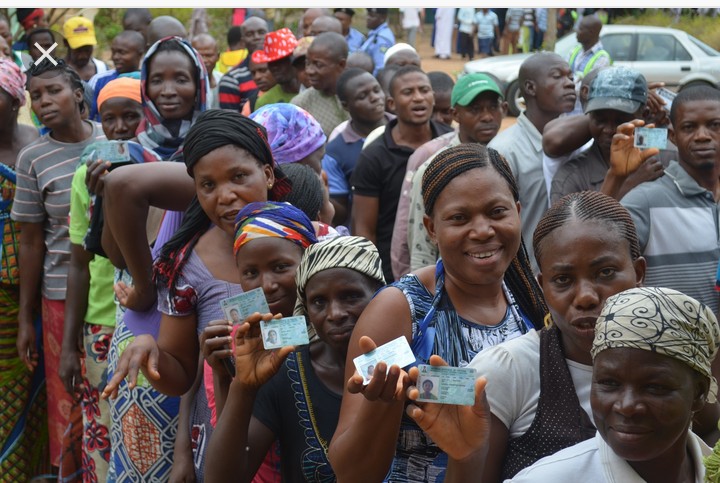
[{"xmin": 0, "ymin": 6, "xmax": 719, "ymax": 483}]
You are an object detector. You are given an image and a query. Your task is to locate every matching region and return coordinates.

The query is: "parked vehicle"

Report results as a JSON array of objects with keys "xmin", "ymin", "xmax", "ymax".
[{"xmin": 464, "ymin": 25, "xmax": 720, "ymax": 116}]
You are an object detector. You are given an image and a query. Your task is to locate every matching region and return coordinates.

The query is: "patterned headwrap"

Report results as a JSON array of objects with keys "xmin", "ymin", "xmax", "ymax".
[
  {"xmin": 593, "ymin": 286, "xmax": 720, "ymax": 403},
  {"xmin": 0, "ymin": 58, "xmax": 26, "ymax": 106},
  {"xmin": 233, "ymin": 201, "xmax": 317, "ymax": 256},
  {"xmin": 137, "ymin": 36, "xmax": 209, "ymax": 159},
  {"xmin": 249, "ymin": 104, "xmax": 326, "ymax": 166},
  {"xmin": 294, "ymin": 236, "xmax": 385, "ymax": 317}
]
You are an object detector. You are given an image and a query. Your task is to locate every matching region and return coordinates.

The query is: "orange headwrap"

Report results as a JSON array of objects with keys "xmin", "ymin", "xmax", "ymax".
[{"xmin": 97, "ymin": 77, "xmax": 142, "ymax": 110}]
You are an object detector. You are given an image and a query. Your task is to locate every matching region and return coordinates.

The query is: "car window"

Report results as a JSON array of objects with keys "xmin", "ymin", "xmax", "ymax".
[
  {"xmin": 601, "ymin": 33, "xmax": 633, "ymax": 62},
  {"xmin": 637, "ymin": 34, "xmax": 691, "ymax": 61},
  {"xmin": 688, "ymin": 36, "xmax": 720, "ymax": 56}
]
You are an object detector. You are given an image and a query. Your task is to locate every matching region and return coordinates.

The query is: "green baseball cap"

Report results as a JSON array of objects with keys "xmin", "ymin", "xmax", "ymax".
[{"xmin": 452, "ymin": 73, "xmax": 504, "ymax": 107}]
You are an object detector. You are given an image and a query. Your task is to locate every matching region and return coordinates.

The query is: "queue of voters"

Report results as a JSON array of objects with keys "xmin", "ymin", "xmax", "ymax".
[{"xmin": 1, "ymin": 6, "xmax": 720, "ymax": 483}]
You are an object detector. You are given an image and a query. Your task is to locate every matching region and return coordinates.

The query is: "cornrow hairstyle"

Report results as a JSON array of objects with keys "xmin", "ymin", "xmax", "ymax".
[
  {"xmin": 280, "ymin": 163, "xmax": 323, "ymax": 220},
  {"xmin": 26, "ymin": 58, "xmax": 86, "ymax": 113},
  {"xmin": 154, "ymin": 110, "xmax": 292, "ymax": 294},
  {"xmin": 533, "ymin": 190, "xmax": 641, "ymax": 268},
  {"xmin": 421, "ymin": 143, "xmax": 548, "ymax": 328}
]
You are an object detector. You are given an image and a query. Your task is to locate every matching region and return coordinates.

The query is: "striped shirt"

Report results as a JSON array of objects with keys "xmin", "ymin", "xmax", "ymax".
[
  {"xmin": 218, "ymin": 57, "xmax": 258, "ymax": 112},
  {"xmin": 11, "ymin": 121, "xmax": 105, "ymax": 299},
  {"xmin": 621, "ymin": 161, "xmax": 720, "ymax": 313}
]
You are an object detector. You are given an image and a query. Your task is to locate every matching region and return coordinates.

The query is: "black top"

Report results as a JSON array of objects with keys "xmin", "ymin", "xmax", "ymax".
[{"xmin": 351, "ymin": 118, "xmax": 453, "ymax": 282}]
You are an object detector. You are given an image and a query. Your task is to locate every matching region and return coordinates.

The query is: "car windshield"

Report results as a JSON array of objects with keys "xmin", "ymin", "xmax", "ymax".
[
  {"xmin": 688, "ymin": 36, "xmax": 720, "ymax": 56},
  {"xmin": 554, "ymin": 33, "xmax": 578, "ymax": 59}
]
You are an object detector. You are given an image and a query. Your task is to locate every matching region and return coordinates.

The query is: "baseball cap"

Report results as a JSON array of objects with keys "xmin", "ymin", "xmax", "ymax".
[
  {"xmin": 251, "ymin": 28, "xmax": 298, "ymax": 64},
  {"xmin": 451, "ymin": 73, "xmax": 504, "ymax": 107},
  {"xmin": 63, "ymin": 16, "xmax": 97, "ymax": 49},
  {"xmin": 585, "ymin": 67, "xmax": 647, "ymax": 114}
]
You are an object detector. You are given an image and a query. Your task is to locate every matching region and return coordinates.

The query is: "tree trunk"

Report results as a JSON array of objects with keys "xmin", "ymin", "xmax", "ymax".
[{"xmin": 545, "ymin": 8, "xmax": 557, "ymax": 50}]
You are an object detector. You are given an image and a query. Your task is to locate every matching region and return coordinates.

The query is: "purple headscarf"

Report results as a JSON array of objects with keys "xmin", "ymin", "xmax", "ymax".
[{"xmin": 249, "ymin": 104, "xmax": 326, "ymax": 165}]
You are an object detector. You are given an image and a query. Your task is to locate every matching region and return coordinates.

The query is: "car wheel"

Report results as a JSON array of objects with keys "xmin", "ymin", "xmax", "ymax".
[
  {"xmin": 506, "ymin": 80, "xmax": 523, "ymax": 117},
  {"xmin": 679, "ymin": 80, "xmax": 717, "ymax": 92}
]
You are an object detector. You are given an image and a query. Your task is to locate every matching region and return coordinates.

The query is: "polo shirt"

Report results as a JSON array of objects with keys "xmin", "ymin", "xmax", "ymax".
[
  {"xmin": 621, "ymin": 161, "xmax": 720, "ymax": 313},
  {"xmin": 351, "ymin": 118, "xmax": 453, "ymax": 282},
  {"xmin": 488, "ymin": 112, "xmax": 545, "ymax": 271}
]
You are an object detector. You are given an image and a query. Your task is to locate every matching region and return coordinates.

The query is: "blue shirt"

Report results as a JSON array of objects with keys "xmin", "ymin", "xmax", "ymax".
[
  {"xmin": 346, "ymin": 28, "xmax": 366, "ymax": 53},
  {"xmin": 361, "ymin": 22, "xmax": 396, "ymax": 75},
  {"xmin": 88, "ymin": 69, "xmax": 119, "ymax": 122}
]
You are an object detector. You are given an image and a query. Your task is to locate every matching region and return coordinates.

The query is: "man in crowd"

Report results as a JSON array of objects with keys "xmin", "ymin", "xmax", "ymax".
[
  {"xmin": 361, "ymin": 8, "xmax": 395, "ymax": 75},
  {"xmin": 89, "ymin": 30, "xmax": 145, "ymax": 120},
  {"xmin": 351, "ymin": 66, "xmax": 453, "ymax": 282},
  {"xmin": 63, "ymin": 16, "xmax": 108, "ymax": 81},
  {"xmin": 568, "ymin": 14, "xmax": 611, "ymax": 114},
  {"xmin": 334, "ymin": 8, "xmax": 366, "ymax": 53},
  {"xmin": 192, "ymin": 33, "xmax": 223, "ymax": 108},
  {"xmin": 217, "ymin": 26, "xmax": 246, "ymax": 74},
  {"xmin": 146, "ymin": 16, "xmax": 188, "ymax": 46},
  {"xmin": 291, "ymin": 32, "xmax": 349, "ymax": 137},
  {"xmin": 300, "ymin": 8, "xmax": 327, "ymax": 37},
  {"xmin": 310, "ymin": 16, "xmax": 343, "ymax": 36},
  {"xmin": 488, "ymin": 52, "xmax": 577, "ymax": 269},
  {"xmin": 398, "ymin": 74, "xmax": 507, "ymax": 276},
  {"xmin": 123, "ymin": 8, "xmax": 153, "ymax": 42},
  {"xmin": 253, "ymin": 28, "xmax": 300, "ymax": 110},
  {"xmin": 219, "ymin": 16, "xmax": 267, "ymax": 112},
  {"xmin": 616, "ymin": 86, "xmax": 720, "ymax": 314}
]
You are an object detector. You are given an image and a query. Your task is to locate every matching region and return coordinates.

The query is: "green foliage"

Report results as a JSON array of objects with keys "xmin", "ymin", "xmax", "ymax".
[{"xmin": 614, "ymin": 10, "xmax": 720, "ymax": 49}]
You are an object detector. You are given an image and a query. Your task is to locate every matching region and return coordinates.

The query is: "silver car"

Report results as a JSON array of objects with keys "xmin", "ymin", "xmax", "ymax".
[{"xmin": 463, "ymin": 24, "xmax": 720, "ymax": 116}]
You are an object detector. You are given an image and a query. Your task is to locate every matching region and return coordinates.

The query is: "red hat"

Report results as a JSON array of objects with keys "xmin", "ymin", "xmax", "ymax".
[{"xmin": 251, "ymin": 28, "xmax": 298, "ymax": 64}]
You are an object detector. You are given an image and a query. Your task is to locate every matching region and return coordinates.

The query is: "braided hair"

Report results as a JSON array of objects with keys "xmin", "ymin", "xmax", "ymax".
[
  {"xmin": 26, "ymin": 58, "xmax": 86, "ymax": 114},
  {"xmin": 533, "ymin": 190, "xmax": 641, "ymax": 268},
  {"xmin": 421, "ymin": 143, "xmax": 548, "ymax": 329},
  {"xmin": 154, "ymin": 110, "xmax": 292, "ymax": 293}
]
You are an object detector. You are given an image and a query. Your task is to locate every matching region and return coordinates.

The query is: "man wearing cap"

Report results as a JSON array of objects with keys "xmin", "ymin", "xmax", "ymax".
[
  {"xmin": 218, "ymin": 16, "xmax": 267, "ymax": 112},
  {"xmin": 63, "ymin": 16, "xmax": 108, "ymax": 82},
  {"xmin": 291, "ymin": 32, "xmax": 349, "ymax": 137},
  {"xmin": 253, "ymin": 28, "xmax": 300, "ymax": 110},
  {"xmin": 550, "ymin": 67, "xmax": 668, "ymax": 204},
  {"xmin": 361, "ymin": 9, "xmax": 395, "ymax": 76},
  {"xmin": 398, "ymin": 73, "xmax": 507, "ymax": 276},
  {"xmin": 334, "ymin": 8, "xmax": 366, "ymax": 53}
]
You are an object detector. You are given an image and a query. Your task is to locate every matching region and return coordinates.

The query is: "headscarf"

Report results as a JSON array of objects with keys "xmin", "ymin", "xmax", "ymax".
[
  {"xmin": 0, "ymin": 58, "xmax": 26, "ymax": 106},
  {"xmin": 592, "ymin": 286, "xmax": 720, "ymax": 403},
  {"xmin": 137, "ymin": 36, "xmax": 209, "ymax": 159},
  {"xmin": 97, "ymin": 77, "xmax": 142, "ymax": 109},
  {"xmin": 249, "ymin": 104, "xmax": 326, "ymax": 166},
  {"xmin": 182, "ymin": 109, "xmax": 291, "ymax": 201},
  {"xmin": 233, "ymin": 201, "xmax": 317, "ymax": 256},
  {"xmin": 294, "ymin": 236, "xmax": 385, "ymax": 317}
]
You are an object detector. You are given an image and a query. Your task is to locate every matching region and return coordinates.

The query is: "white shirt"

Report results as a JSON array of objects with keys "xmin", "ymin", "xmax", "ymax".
[{"xmin": 400, "ymin": 8, "xmax": 422, "ymax": 29}]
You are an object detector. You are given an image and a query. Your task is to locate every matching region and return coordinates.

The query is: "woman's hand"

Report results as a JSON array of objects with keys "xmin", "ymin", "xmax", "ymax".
[
  {"xmin": 114, "ymin": 280, "xmax": 157, "ymax": 312},
  {"xmin": 85, "ymin": 159, "xmax": 112, "ymax": 196},
  {"xmin": 609, "ymin": 120, "xmax": 661, "ymax": 177},
  {"xmin": 102, "ymin": 334, "xmax": 160, "ymax": 399},
  {"xmin": 233, "ymin": 312, "xmax": 294, "ymax": 388},
  {"xmin": 346, "ymin": 335, "xmax": 410, "ymax": 402},
  {"xmin": 201, "ymin": 319, "xmax": 234, "ymax": 375},
  {"xmin": 405, "ymin": 355, "xmax": 491, "ymax": 462},
  {"xmin": 16, "ymin": 319, "xmax": 38, "ymax": 371}
]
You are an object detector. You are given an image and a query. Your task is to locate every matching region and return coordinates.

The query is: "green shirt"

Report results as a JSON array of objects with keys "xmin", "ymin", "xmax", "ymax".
[
  {"xmin": 68, "ymin": 163, "xmax": 116, "ymax": 327},
  {"xmin": 254, "ymin": 84, "xmax": 298, "ymax": 111}
]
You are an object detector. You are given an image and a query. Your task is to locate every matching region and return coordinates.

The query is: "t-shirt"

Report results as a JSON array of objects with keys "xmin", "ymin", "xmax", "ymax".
[
  {"xmin": 11, "ymin": 121, "xmax": 106, "ymax": 299},
  {"xmin": 510, "ymin": 431, "xmax": 710, "ymax": 483},
  {"xmin": 68, "ymin": 163, "xmax": 117, "ymax": 327},
  {"xmin": 400, "ymin": 8, "xmax": 422, "ymax": 29},
  {"xmin": 351, "ymin": 118, "xmax": 453, "ymax": 282},
  {"xmin": 457, "ymin": 8, "xmax": 476, "ymax": 34},
  {"xmin": 505, "ymin": 9, "xmax": 525, "ymax": 32},
  {"xmin": 474, "ymin": 10, "xmax": 499, "ymax": 38},
  {"xmin": 253, "ymin": 345, "xmax": 341, "ymax": 482},
  {"xmin": 291, "ymin": 88, "xmax": 349, "ymax": 138},
  {"xmin": 218, "ymin": 57, "xmax": 258, "ymax": 112},
  {"xmin": 254, "ymin": 84, "xmax": 298, "ymax": 110},
  {"xmin": 468, "ymin": 330, "xmax": 593, "ymax": 439}
]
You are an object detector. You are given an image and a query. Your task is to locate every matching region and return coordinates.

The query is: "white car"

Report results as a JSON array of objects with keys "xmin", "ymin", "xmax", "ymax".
[{"xmin": 463, "ymin": 25, "xmax": 720, "ymax": 116}]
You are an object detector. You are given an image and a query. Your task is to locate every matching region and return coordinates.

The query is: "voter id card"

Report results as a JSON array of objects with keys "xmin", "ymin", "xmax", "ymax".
[
  {"xmin": 220, "ymin": 288, "xmax": 270, "ymax": 325},
  {"xmin": 416, "ymin": 364, "xmax": 477, "ymax": 406},
  {"xmin": 353, "ymin": 335, "xmax": 416, "ymax": 385},
  {"xmin": 634, "ymin": 127, "xmax": 668, "ymax": 150},
  {"xmin": 656, "ymin": 87, "xmax": 676, "ymax": 112},
  {"xmin": 96, "ymin": 141, "xmax": 131, "ymax": 163},
  {"xmin": 260, "ymin": 316, "xmax": 310, "ymax": 350}
]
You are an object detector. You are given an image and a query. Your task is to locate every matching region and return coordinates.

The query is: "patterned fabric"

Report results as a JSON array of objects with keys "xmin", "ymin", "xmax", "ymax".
[
  {"xmin": 501, "ymin": 326, "xmax": 595, "ymax": 478},
  {"xmin": 0, "ymin": 164, "xmax": 19, "ymax": 285},
  {"xmin": 290, "ymin": 88, "xmax": 348, "ymax": 138},
  {"xmin": 249, "ymin": 104, "xmax": 326, "ymax": 166},
  {"xmin": 593, "ymin": 286, "xmax": 720, "ymax": 402},
  {"xmin": 0, "ymin": 59, "xmax": 25, "ymax": 106},
  {"xmin": 251, "ymin": 28, "xmax": 298, "ymax": 64},
  {"xmin": 137, "ymin": 37, "xmax": 209, "ymax": 160},
  {"xmin": 107, "ymin": 290, "xmax": 180, "ymax": 482},
  {"xmin": 0, "ymin": 285, "xmax": 49, "ymax": 482},
  {"xmin": 233, "ymin": 202, "xmax": 317, "ymax": 256},
  {"xmin": 80, "ymin": 323, "xmax": 113, "ymax": 483},
  {"xmin": 294, "ymin": 236, "xmax": 385, "ymax": 317}
]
